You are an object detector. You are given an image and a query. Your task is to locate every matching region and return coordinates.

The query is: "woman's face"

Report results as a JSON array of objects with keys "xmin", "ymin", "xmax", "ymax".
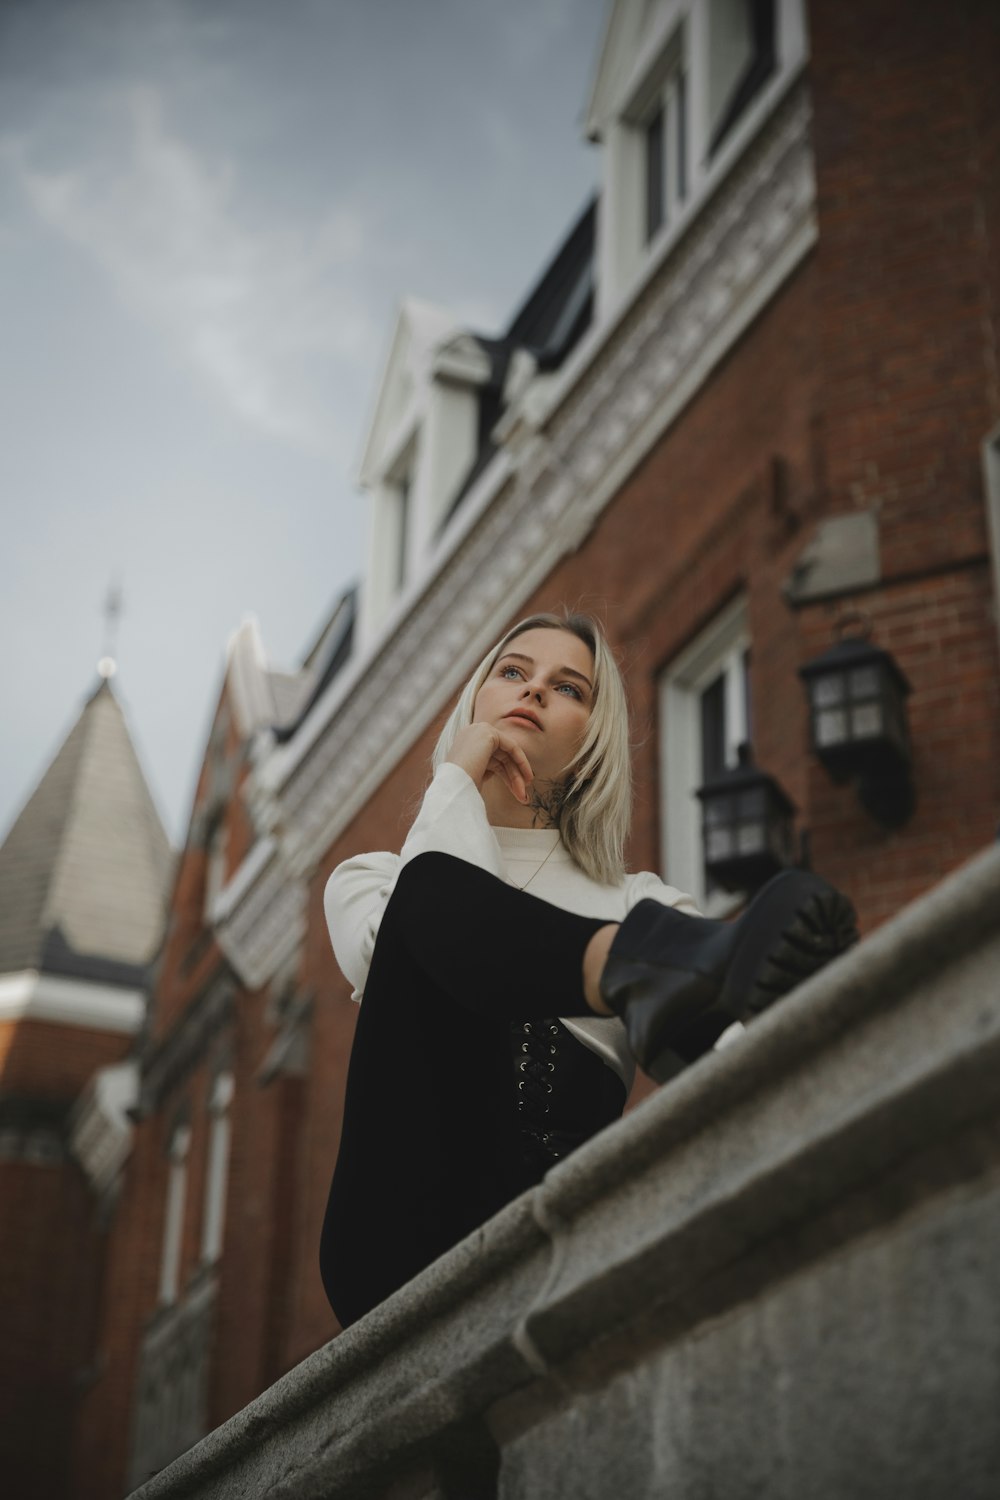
[{"xmin": 473, "ymin": 627, "xmax": 594, "ymax": 787}]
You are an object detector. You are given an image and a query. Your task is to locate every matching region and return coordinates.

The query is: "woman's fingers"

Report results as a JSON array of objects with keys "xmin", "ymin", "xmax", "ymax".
[
  {"xmin": 490, "ymin": 730, "xmax": 533, "ymax": 803},
  {"xmin": 446, "ymin": 722, "xmax": 534, "ymax": 802},
  {"xmin": 490, "ymin": 748, "xmax": 529, "ymax": 803}
]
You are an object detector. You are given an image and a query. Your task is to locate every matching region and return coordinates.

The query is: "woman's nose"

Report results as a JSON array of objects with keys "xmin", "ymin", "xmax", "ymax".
[{"xmin": 521, "ymin": 680, "xmax": 544, "ymax": 702}]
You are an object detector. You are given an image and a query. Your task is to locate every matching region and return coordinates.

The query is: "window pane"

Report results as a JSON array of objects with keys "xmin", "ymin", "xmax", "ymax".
[
  {"xmin": 675, "ymin": 69, "xmax": 688, "ymax": 204},
  {"xmin": 395, "ymin": 474, "xmax": 410, "ymax": 590},
  {"xmin": 645, "ymin": 105, "xmax": 665, "ymax": 242},
  {"xmin": 708, "ymin": 0, "xmax": 777, "ymax": 155},
  {"xmin": 741, "ymin": 646, "xmax": 752, "ymax": 748},
  {"xmin": 701, "ymin": 672, "xmax": 727, "ymax": 781}
]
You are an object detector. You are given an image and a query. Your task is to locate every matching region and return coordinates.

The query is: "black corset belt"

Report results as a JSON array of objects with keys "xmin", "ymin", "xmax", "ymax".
[{"xmin": 509, "ymin": 1017, "xmax": 628, "ymax": 1174}]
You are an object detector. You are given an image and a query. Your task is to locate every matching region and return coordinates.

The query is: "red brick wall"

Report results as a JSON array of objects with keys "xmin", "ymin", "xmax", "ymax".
[
  {"xmin": 0, "ymin": 1156, "xmax": 105, "ymax": 1500},
  {"xmin": 0, "ymin": 1019, "xmax": 129, "ymax": 1096}
]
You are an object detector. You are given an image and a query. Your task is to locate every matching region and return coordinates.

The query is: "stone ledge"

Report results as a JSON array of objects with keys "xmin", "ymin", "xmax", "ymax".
[{"xmin": 130, "ymin": 844, "xmax": 1000, "ymax": 1500}]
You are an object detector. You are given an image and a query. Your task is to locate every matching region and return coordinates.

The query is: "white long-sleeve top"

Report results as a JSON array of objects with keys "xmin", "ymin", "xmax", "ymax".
[{"xmin": 323, "ymin": 761, "xmax": 701, "ymax": 1092}]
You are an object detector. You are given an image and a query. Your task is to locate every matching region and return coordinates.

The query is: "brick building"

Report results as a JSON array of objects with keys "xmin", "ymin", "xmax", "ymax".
[
  {"xmin": 41, "ymin": 1, "xmax": 1000, "ymax": 1494},
  {"xmin": 0, "ymin": 672, "xmax": 172, "ymax": 1499}
]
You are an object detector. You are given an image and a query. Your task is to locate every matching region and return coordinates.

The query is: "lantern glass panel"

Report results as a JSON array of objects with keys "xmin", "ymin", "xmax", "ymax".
[
  {"xmin": 704, "ymin": 794, "xmax": 734, "ymax": 827},
  {"xmin": 849, "ymin": 665, "xmax": 879, "ymax": 698},
  {"xmin": 811, "ymin": 674, "xmax": 845, "ymax": 708},
  {"xmin": 707, "ymin": 828, "xmax": 734, "ymax": 859},
  {"xmin": 737, "ymin": 823, "xmax": 766, "ymax": 854},
  {"xmin": 817, "ymin": 707, "xmax": 848, "ymax": 745},
  {"xmin": 850, "ymin": 702, "xmax": 882, "ymax": 738}
]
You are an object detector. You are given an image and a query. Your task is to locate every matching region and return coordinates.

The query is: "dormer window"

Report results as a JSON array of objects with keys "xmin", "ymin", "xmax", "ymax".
[
  {"xmin": 708, "ymin": 0, "xmax": 777, "ymax": 155},
  {"xmin": 588, "ymin": 0, "xmax": 805, "ymax": 318}
]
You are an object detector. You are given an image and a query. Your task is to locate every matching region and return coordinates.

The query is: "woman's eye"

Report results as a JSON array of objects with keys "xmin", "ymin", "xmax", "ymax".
[
  {"xmin": 558, "ymin": 682, "xmax": 582, "ymax": 699},
  {"xmin": 499, "ymin": 665, "xmax": 522, "ymax": 679}
]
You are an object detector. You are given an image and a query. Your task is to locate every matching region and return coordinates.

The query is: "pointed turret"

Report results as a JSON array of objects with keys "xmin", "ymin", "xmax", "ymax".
[{"xmin": 0, "ymin": 676, "xmax": 173, "ymax": 988}]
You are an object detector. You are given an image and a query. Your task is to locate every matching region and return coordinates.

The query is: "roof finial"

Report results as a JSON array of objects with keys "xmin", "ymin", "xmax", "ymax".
[{"xmin": 98, "ymin": 578, "xmax": 123, "ymax": 680}]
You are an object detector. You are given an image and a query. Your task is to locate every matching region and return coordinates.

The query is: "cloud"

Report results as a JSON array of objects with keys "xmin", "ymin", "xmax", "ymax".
[{"xmin": 1, "ymin": 84, "xmax": 375, "ymax": 458}]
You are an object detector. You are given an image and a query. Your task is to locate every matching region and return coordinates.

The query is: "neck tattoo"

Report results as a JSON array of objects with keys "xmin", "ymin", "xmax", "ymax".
[{"xmin": 527, "ymin": 782, "xmax": 566, "ymax": 830}]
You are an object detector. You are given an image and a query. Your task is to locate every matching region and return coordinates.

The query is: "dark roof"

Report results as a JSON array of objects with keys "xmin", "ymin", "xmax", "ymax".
[
  {"xmin": 444, "ymin": 196, "xmax": 596, "ymax": 525},
  {"xmin": 0, "ymin": 678, "xmax": 174, "ymax": 984}
]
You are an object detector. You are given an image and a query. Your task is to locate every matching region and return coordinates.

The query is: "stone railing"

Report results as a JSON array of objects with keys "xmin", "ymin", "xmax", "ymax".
[{"xmin": 130, "ymin": 844, "xmax": 1000, "ymax": 1500}]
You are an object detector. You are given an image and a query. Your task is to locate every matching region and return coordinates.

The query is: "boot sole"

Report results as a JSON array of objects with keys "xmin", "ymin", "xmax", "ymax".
[{"xmin": 647, "ymin": 872, "xmax": 858, "ymax": 1083}]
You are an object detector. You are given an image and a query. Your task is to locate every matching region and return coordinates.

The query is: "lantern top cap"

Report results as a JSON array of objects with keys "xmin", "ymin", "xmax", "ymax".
[
  {"xmin": 798, "ymin": 636, "xmax": 911, "ymax": 693},
  {"xmin": 696, "ymin": 752, "xmax": 796, "ymax": 814}
]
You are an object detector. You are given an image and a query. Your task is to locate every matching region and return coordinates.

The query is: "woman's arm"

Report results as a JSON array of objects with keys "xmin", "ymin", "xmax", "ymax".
[{"xmin": 323, "ymin": 761, "xmax": 509, "ymax": 999}]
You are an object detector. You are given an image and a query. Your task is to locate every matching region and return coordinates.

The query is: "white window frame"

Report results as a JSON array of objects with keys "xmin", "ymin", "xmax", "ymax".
[
  {"xmin": 159, "ymin": 1122, "xmax": 191, "ymax": 1306},
  {"xmin": 660, "ymin": 596, "xmax": 750, "ymax": 913},
  {"xmin": 629, "ymin": 31, "xmax": 690, "ymax": 246},
  {"xmin": 200, "ymin": 1071, "xmax": 234, "ymax": 1266}
]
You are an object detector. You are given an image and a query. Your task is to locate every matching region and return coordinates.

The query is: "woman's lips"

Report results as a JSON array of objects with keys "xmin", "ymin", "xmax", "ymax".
[{"xmin": 504, "ymin": 711, "xmax": 542, "ymax": 730}]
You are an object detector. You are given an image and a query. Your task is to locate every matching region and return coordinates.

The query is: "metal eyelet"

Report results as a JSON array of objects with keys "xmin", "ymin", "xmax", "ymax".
[
  {"xmin": 546, "ymin": 1062, "xmax": 555, "ymax": 1072},
  {"xmin": 522, "ymin": 1022, "xmax": 534, "ymax": 1034},
  {"xmin": 518, "ymin": 1080, "xmax": 526, "ymax": 1090},
  {"xmin": 543, "ymin": 1082, "xmax": 553, "ymax": 1094},
  {"xmin": 548, "ymin": 1024, "xmax": 559, "ymax": 1036}
]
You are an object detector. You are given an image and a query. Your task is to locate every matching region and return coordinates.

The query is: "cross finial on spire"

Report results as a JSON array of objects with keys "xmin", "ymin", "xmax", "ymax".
[{"xmin": 98, "ymin": 578, "xmax": 123, "ymax": 680}]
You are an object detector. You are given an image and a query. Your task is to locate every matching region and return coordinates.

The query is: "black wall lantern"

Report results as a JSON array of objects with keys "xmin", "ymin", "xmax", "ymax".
[
  {"xmin": 696, "ymin": 744, "xmax": 796, "ymax": 893},
  {"xmin": 799, "ymin": 633, "xmax": 914, "ymax": 827}
]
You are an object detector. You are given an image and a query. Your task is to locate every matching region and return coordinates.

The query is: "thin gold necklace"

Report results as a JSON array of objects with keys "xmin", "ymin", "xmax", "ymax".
[{"xmin": 513, "ymin": 838, "xmax": 560, "ymax": 893}]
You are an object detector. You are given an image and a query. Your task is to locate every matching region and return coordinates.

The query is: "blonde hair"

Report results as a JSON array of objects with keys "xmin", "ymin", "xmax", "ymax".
[{"xmin": 431, "ymin": 611, "xmax": 633, "ymax": 885}]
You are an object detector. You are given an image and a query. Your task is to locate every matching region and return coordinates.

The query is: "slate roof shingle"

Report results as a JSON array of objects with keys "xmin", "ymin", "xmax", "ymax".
[{"xmin": 0, "ymin": 678, "xmax": 174, "ymax": 985}]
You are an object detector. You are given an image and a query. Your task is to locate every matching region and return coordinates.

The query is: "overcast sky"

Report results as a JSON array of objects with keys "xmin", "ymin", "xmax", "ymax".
[{"xmin": 0, "ymin": 0, "xmax": 607, "ymax": 846}]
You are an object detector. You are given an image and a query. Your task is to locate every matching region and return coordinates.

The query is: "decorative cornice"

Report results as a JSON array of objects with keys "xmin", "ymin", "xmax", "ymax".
[
  {"xmin": 218, "ymin": 85, "xmax": 816, "ymax": 990},
  {"xmin": 70, "ymin": 1061, "xmax": 138, "ymax": 1195}
]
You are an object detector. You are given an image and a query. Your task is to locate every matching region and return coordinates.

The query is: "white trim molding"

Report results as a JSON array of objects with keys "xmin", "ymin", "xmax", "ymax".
[
  {"xmin": 660, "ymin": 596, "xmax": 750, "ymax": 912},
  {"xmin": 0, "ymin": 970, "xmax": 145, "ymax": 1033},
  {"xmin": 71, "ymin": 1060, "xmax": 139, "ymax": 1195}
]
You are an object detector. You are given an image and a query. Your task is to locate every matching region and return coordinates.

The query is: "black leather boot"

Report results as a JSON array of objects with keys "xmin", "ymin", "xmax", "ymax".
[{"xmin": 600, "ymin": 870, "xmax": 858, "ymax": 1084}]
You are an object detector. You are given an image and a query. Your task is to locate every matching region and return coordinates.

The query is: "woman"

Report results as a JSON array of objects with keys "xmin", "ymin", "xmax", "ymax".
[{"xmin": 319, "ymin": 612, "xmax": 856, "ymax": 1327}]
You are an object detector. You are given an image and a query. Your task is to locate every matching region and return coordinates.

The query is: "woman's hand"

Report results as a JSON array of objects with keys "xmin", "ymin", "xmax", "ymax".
[{"xmin": 446, "ymin": 723, "xmax": 534, "ymax": 805}]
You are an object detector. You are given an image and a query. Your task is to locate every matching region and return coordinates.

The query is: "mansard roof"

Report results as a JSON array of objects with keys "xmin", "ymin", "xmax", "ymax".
[
  {"xmin": 0, "ymin": 677, "xmax": 174, "ymax": 985},
  {"xmin": 220, "ymin": 587, "xmax": 356, "ymax": 757}
]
